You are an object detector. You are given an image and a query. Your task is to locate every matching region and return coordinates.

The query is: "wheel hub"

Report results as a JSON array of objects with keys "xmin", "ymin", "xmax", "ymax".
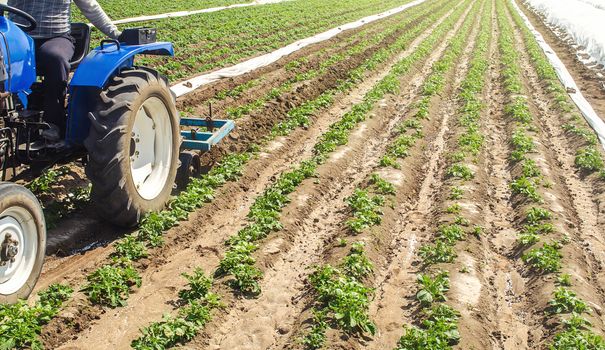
[
  {"xmin": 0, "ymin": 234, "xmax": 18, "ymax": 264},
  {"xmin": 0, "ymin": 208, "xmax": 37, "ymax": 293}
]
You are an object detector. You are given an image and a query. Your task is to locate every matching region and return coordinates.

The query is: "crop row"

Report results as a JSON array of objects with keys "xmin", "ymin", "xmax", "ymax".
[
  {"xmin": 216, "ymin": 0, "xmax": 470, "ymax": 298},
  {"xmin": 0, "ymin": 284, "xmax": 72, "ymax": 348},
  {"xmin": 395, "ymin": 0, "xmax": 488, "ymax": 348},
  {"xmin": 130, "ymin": 268, "xmax": 220, "ymax": 349},
  {"xmin": 496, "ymin": 1, "xmax": 605, "ymax": 347},
  {"xmin": 2, "ymin": 2, "xmax": 453, "ymax": 347},
  {"xmin": 223, "ymin": 0, "xmax": 442, "ymax": 120},
  {"xmin": 202, "ymin": 0, "xmax": 442, "ymax": 111},
  {"xmin": 300, "ymin": 4, "xmax": 480, "ymax": 345},
  {"xmin": 116, "ymin": 0, "xmax": 420, "ymax": 80},
  {"xmin": 72, "ymin": 0, "xmax": 254, "ymax": 22},
  {"xmin": 504, "ymin": 1, "xmax": 605, "ymax": 178}
]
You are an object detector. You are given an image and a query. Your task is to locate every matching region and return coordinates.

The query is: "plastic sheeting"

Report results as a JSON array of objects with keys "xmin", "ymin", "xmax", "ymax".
[
  {"xmin": 112, "ymin": 0, "xmax": 286, "ymax": 25},
  {"xmin": 511, "ymin": 0, "xmax": 605, "ymax": 149},
  {"xmin": 524, "ymin": 0, "xmax": 605, "ymax": 69},
  {"xmin": 577, "ymin": 0, "xmax": 605, "ymax": 11},
  {"xmin": 170, "ymin": 0, "xmax": 427, "ymax": 98}
]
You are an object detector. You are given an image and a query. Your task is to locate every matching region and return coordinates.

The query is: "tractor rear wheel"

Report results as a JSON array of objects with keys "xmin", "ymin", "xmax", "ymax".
[
  {"xmin": 0, "ymin": 183, "xmax": 46, "ymax": 303},
  {"xmin": 84, "ymin": 68, "xmax": 180, "ymax": 227}
]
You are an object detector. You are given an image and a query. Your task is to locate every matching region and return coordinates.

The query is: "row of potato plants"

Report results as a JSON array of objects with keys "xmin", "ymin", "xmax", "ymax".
[
  {"xmin": 72, "ymin": 0, "xmax": 254, "ymax": 21},
  {"xmin": 121, "ymin": 0, "xmax": 420, "ymax": 80},
  {"xmin": 130, "ymin": 268, "xmax": 221, "ymax": 349},
  {"xmin": 496, "ymin": 2, "xmax": 605, "ymax": 348},
  {"xmin": 497, "ymin": 0, "xmax": 562, "ymax": 272},
  {"xmin": 395, "ymin": 0, "xmax": 489, "ymax": 348},
  {"xmin": 224, "ymin": 0, "xmax": 442, "ymax": 120},
  {"xmin": 0, "ymin": 284, "xmax": 72, "ymax": 349},
  {"xmin": 203, "ymin": 0, "xmax": 440, "ymax": 111},
  {"xmin": 122, "ymin": 4, "xmax": 463, "ymax": 346},
  {"xmin": 504, "ymin": 0, "xmax": 605, "ymax": 178},
  {"xmin": 301, "ymin": 3, "xmax": 480, "ymax": 345},
  {"xmin": 10, "ymin": 3, "xmax": 456, "ymax": 344},
  {"xmin": 216, "ymin": 0, "xmax": 470, "ymax": 297}
]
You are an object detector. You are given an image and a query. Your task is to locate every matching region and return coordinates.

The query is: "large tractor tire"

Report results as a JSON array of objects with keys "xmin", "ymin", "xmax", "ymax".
[
  {"xmin": 0, "ymin": 183, "xmax": 46, "ymax": 303},
  {"xmin": 84, "ymin": 68, "xmax": 180, "ymax": 227}
]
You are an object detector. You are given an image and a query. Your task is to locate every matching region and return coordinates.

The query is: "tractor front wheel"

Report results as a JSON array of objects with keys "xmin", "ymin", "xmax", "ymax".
[
  {"xmin": 85, "ymin": 68, "xmax": 180, "ymax": 227},
  {"xmin": 0, "ymin": 183, "xmax": 46, "ymax": 303}
]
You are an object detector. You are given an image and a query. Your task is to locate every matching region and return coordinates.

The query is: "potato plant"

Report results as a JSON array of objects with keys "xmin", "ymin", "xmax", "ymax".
[
  {"xmin": 0, "ymin": 284, "xmax": 72, "ymax": 349},
  {"xmin": 131, "ymin": 269, "xmax": 221, "ymax": 349},
  {"xmin": 302, "ymin": 243, "xmax": 376, "ymax": 348}
]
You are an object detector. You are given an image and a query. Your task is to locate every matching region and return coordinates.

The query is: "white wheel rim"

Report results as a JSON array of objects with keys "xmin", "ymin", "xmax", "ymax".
[
  {"xmin": 130, "ymin": 96, "xmax": 173, "ymax": 200},
  {"xmin": 0, "ymin": 206, "xmax": 37, "ymax": 295}
]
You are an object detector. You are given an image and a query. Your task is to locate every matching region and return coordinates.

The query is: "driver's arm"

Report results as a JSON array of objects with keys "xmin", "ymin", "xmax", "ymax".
[{"xmin": 73, "ymin": 0, "xmax": 121, "ymax": 39}]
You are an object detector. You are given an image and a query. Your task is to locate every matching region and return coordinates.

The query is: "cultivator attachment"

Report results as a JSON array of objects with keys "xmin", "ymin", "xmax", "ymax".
[{"xmin": 180, "ymin": 117, "xmax": 235, "ymax": 151}]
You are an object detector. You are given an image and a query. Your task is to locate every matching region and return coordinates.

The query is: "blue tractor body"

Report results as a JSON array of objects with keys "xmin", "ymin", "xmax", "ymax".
[{"xmin": 0, "ymin": 17, "xmax": 36, "ymax": 106}]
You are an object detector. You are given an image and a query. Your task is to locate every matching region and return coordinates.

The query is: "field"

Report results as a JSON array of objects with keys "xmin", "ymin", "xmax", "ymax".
[{"xmin": 3, "ymin": 0, "xmax": 605, "ymax": 349}]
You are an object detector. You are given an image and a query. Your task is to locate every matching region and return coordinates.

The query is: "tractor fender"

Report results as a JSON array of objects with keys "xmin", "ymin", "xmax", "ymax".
[
  {"xmin": 66, "ymin": 42, "xmax": 173, "ymax": 145},
  {"xmin": 70, "ymin": 41, "xmax": 174, "ymax": 88}
]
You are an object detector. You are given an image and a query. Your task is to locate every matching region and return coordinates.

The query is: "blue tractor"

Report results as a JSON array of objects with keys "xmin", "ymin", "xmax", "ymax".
[{"xmin": 0, "ymin": 4, "xmax": 234, "ymax": 302}]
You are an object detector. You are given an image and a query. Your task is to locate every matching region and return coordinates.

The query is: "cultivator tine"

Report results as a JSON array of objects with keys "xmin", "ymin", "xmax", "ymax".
[{"xmin": 206, "ymin": 102, "xmax": 215, "ymax": 132}]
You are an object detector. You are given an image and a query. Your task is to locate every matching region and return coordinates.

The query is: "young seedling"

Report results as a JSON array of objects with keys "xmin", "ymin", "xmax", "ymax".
[
  {"xmin": 416, "ymin": 271, "xmax": 450, "ymax": 306},
  {"xmin": 548, "ymin": 287, "xmax": 591, "ymax": 315}
]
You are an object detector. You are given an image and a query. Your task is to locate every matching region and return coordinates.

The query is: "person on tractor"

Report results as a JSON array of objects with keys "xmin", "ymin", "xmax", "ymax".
[{"xmin": 7, "ymin": 0, "xmax": 123, "ymax": 142}]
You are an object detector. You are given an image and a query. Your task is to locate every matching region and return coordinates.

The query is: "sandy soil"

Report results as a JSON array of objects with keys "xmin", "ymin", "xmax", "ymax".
[{"xmin": 16, "ymin": 0, "xmax": 605, "ymax": 349}]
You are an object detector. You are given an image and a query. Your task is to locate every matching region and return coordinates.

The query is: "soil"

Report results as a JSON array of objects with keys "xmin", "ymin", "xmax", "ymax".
[{"xmin": 18, "ymin": 0, "xmax": 605, "ymax": 349}]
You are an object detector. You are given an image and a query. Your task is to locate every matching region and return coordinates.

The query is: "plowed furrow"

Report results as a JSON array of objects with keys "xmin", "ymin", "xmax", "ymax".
[
  {"xmin": 480, "ymin": 4, "xmax": 531, "ymax": 347},
  {"xmin": 364, "ymin": 7, "xmax": 484, "ymax": 348},
  {"xmin": 505, "ymin": 0, "xmax": 605, "ymax": 307},
  {"xmin": 189, "ymin": 4, "xmax": 475, "ymax": 349}
]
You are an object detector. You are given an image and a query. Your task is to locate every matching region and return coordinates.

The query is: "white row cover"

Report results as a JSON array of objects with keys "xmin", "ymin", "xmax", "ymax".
[
  {"xmin": 170, "ymin": 0, "xmax": 427, "ymax": 97},
  {"xmin": 524, "ymin": 0, "xmax": 605, "ymax": 68},
  {"xmin": 511, "ymin": 0, "xmax": 605, "ymax": 149},
  {"xmin": 112, "ymin": 0, "xmax": 286, "ymax": 25}
]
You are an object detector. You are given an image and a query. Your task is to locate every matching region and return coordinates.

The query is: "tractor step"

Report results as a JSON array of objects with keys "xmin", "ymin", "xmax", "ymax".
[{"xmin": 180, "ymin": 117, "xmax": 234, "ymax": 151}]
